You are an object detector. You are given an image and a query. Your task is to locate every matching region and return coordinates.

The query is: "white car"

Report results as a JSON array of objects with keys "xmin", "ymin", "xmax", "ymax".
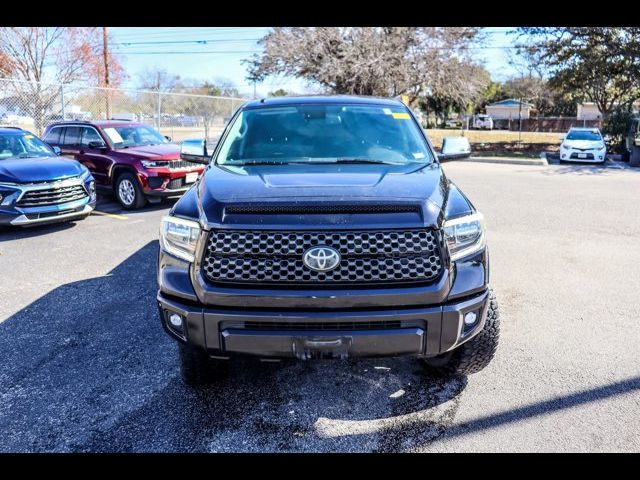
[
  {"xmin": 559, "ymin": 128, "xmax": 607, "ymax": 163},
  {"xmin": 473, "ymin": 114, "xmax": 493, "ymax": 130}
]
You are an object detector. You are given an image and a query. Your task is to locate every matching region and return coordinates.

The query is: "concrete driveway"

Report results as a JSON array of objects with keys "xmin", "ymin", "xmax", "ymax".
[{"xmin": 1, "ymin": 161, "xmax": 639, "ymax": 452}]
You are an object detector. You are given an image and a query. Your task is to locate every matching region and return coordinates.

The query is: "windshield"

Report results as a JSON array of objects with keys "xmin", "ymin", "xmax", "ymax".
[
  {"xmin": 566, "ymin": 130, "xmax": 602, "ymax": 141},
  {"xmin": 216, "ymin": 104, "xmax": 433, "ymax": 166},
  {"xmin": 0, "ymin": 132, "xmax": 56, "ymax": 160},
  {"xmin": 102, "ymin": 125, "xmax": 168, "ymax": 149}
]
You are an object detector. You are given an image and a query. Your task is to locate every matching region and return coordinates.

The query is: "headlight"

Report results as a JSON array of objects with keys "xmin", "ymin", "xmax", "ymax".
[
  {"xmin": 142, "ymin": 160, "xmax": 170, "ymax": 169},
  {"xmin": 0, "ymin": 183, "xmax": 20, "ymax": 206},
  {"xmin": 443, "ymin": 212, "xmax": 486, "ymax": 261},
  {"xmin": 159, "ymin": 215, "xmax": 201, "ymax": 262},
  {"xmin": 561, "ymin": 144, "xmax": 570, "ymax": 150}
]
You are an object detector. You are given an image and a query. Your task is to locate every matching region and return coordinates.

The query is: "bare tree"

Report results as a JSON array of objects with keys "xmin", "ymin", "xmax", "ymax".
[
  {"xmin": 136, "ymin": 67, "xmax": 181, "ymax": 92},
  {"xmin": 245, "ymin": 27, "xmax": 487, "ymax": 104},
  {"xmin": 0, "ymin": 27, "xmax": 124, "ymax": 132}
]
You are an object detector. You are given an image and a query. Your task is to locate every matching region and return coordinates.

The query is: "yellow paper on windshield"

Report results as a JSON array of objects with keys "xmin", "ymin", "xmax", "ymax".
[{"xmin": 392, "ymin": 112, "xmax": 410, "ymax": 120}]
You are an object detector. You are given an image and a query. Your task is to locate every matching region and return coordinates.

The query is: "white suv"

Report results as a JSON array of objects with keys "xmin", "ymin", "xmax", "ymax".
[{"xmin": 560, "ymin": 128, "xmax": 607, "ymax": 164}]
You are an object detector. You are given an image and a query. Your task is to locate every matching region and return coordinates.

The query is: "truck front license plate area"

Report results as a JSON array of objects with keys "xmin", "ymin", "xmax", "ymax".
[{"xmin": 293, "ymin": 336, "xmax": 353, "ymax": 359}]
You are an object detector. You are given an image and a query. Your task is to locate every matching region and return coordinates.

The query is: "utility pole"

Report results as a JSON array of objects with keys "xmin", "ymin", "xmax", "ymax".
[
  {"xmin": 518, "ymin": 97, "xmax": 523, "ymax": 143},
  {"xmin": 253, "ymin": 81, "xmax": 257, "ymax": 99},
  {"xmin": 103, "ymin": 27, "xmax": 111, "ymax": 119}
]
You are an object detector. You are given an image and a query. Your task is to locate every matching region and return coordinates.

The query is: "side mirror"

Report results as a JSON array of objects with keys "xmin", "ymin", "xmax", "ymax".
[
  {"xmin": 180, "ymin": 138, "xmax": 210, "ymax": 164},
  {"xmin": 52, "ymin": 146, "xmax": 61, "ymax": 155},
  {"xmin": 439, "ymin": 137, "xmax": 472, "ymax": 160},
  {"xmin": 164, "ymin": 135, "xmax": 172, "ymax": 142},
  {"xmin": 88, "ymin": 140, "xmax": 107, "ymax": 150}
]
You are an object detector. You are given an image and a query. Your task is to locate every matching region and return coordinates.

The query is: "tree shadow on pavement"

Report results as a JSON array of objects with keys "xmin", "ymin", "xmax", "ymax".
[{"xmin": 0, "ymin": 240, "xmax": 467, "ymax": 453}]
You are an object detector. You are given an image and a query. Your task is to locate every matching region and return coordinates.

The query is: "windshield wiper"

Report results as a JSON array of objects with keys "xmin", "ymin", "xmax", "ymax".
[
  {"xmin": 332, "ymin": 158, "xmax": 405, "ymax": 165},
  {"xmin": 17, "ymin": 154, "xmax": 42, "ymax": 159},
  {"xmin": 225, "ymin": 160, "xmax": 312, "ymax": 166}
]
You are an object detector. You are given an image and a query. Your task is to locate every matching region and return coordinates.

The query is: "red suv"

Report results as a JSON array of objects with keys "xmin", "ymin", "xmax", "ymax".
[{"xmin": 43, "ymin": 120, "xmax": 206, "ymax": 209}]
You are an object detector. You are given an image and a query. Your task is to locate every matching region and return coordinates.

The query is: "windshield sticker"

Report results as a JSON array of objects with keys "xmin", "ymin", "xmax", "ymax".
[
  {"xmin": 382, "ymin": 108, "xmax": 393, "ymax": 115},
  {"xmin": 412, "ymin": 152, "xmax": 426, "ymax": 159},
  {"xmin": 103, "ymin": 127, "xmax": 124, "ymax": 144},
  {"xmin": 392, "ymin": 112, "xmax": 410, "ymax": 120},
  {"xmin": 24, "ymin": 134, "xmax": 34, "ymax": 139}
]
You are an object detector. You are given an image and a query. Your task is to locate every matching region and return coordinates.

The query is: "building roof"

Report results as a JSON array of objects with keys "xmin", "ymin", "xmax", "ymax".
[
  {"xmin": 243, "ymin": 95, "xmax": 405, "ymax": 109},
  {"xmin": 487, "ymin": 98, "xmax": 535, "ymax": 108}
]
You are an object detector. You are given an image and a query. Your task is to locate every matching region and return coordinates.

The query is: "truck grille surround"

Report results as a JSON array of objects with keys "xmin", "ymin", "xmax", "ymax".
[{"xmin": 202, "ymin": 229, "xmax": 444, "ymax": 286}]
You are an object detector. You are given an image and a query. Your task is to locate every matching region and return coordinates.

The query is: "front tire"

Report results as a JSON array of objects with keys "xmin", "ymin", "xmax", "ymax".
[
  {"xmin": 178, "ymin": 343, "xmax": 228, "ymax": 386},
  {"xmin": 115, "ymin": 172, "xmax": 147, "ymax": 210},
  {"xmin": 423, "ymin": 289, "xmax": 500, "ymax": 376}
]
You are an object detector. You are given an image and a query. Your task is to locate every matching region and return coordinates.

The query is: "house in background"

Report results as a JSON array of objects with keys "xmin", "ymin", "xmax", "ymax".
[
  {"xmin": 577, "ymin": 102, "xmax": 640, "ymax": 120},
  {"xmin": 485, "ymin": 99, "xmax": 535, "ymax": 120}
]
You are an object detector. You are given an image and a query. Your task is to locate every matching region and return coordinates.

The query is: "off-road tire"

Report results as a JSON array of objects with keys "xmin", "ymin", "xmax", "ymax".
[
  {"xmin": 630, "ymin": 146, "xmax": 640, "ymax": 167},
  {"xmin": 178, "ymin": 343, "xmax": 228, "ymax": 386},
  {"xmin": 423, "ymin": 289, "xmax": 500, "ymax": 376},
  {"xmin": 115, "ymin": 171, "xmax": 147, "ymax": 210}
]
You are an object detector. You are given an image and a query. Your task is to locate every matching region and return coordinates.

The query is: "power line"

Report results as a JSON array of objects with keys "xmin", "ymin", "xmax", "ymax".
[{"xmin": 112, "ymin": 38, "xmax": 261, "ymax": 47}]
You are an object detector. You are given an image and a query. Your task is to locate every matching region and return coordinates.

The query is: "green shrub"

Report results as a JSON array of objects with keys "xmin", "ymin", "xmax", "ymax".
[{"xmin": 602, "ymin": 108, "xmax": 635, "ymax": 153}]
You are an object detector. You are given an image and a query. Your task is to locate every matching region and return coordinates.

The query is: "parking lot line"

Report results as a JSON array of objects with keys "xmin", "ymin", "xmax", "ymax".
[{"xmin": 91, "ymin": 210, "xmax": 129, "ymax": 220}]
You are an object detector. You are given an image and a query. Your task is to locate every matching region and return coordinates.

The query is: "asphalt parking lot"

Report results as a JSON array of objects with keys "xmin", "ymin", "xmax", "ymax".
[{"xmin": 1, "ymin": 160, "xmax": 639, "ymax": 452}]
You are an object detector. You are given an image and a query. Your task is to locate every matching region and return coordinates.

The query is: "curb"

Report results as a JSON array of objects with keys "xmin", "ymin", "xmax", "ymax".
[{"xmin": 463, "ymin": 155, "xmax": 548, "ymax": 166}]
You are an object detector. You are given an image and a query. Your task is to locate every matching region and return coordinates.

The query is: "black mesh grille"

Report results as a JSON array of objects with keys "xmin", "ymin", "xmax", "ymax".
[
  {"xmin": 17, "ymin": 182, "xmax": 88, "ymax": 207},
  {"xmin": 225, "ymin": 204, "xmax": 420, "ymax": 215},
  {"xmin": 202, "ymin": 229, "xmax": 443, "ymax": 286}
]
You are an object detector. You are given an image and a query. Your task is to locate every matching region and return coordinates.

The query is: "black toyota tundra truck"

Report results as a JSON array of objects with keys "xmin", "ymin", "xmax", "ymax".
[{"xmin": 157, "ymin": 96, "xmax": 500, "ymax": 385}]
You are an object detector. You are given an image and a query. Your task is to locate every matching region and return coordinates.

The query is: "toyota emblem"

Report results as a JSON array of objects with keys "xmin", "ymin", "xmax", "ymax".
[{"xmin": 303, "ymin": 246, "xmax": 341, "ymax": 272}]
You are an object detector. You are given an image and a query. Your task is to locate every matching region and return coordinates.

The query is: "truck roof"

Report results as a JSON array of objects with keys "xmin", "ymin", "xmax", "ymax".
[{"xmin": 243, "ymin": 95, "xmax": 406, "ymax": 109}]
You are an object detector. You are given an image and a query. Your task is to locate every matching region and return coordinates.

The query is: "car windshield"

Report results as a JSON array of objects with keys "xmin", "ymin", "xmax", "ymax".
[
  {"xmin": 566, "ymin": 130, "xmax": 602, "ymax": 141},
  {"xmin": 102, "ymin": 125, "xmax": 168, "ymax": 149},
  {"xmin": 216, "ymin": 103, "xmax": 433, "ymax": 166},
  {"xmin": 0, "ymin": 132, "xmax": 56, "ymax": 160}
]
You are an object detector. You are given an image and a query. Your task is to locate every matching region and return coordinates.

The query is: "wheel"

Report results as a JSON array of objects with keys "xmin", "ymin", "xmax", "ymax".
[
  {"xmin": 178, "ymin": 343, "xmax": 228, "ymax": 386},
  {"xmin": 630, "ymin": 146, "xmax": 640, "ymax": 167},
  {"xmin": 115, "ymin": 172, "xmax": 147, "ymax": 209},
  {"xmin": 422, "ymin": 289, "xmax": 500, "ymax": 376},
  {"xmin": 621, "ymin": 149, "xmax": 631, "ymax": 163}
]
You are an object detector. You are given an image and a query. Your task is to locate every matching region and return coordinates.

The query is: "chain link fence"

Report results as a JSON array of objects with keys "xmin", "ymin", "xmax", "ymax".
[{"xmin": 0, "ymin": 78, "xmax": 247, "ymax": 141}]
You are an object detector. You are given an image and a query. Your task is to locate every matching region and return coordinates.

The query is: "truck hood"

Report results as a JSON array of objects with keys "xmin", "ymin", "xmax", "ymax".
[
  {"xmin": 117, "ymin": 143, "xmax": 181, "ymax": 160},
  {"xmin": 196, "ymin": 162, "xmax": 447, "ymax": 227},
  {"xmin": 0, "ymin": 156, "xmax": 87, "ymax": 183}
]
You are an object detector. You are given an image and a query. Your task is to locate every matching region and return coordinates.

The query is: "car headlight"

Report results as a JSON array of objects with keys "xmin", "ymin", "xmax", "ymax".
[
  {"xmin": 443, "ymin": 212, "xmax": 486, "ymax": 261},
  {"xmin": 142, "ymin": 160, "xmax": 170, "ymax": 169},
  {"xmin": 160, "ymin": 215, "xmax": 201, "ymax": 262},
  {"xmin": 561, "ymin": 144, "xmax": 570, "ymax": 150},
  {"xmin": 0, "ymin": 183, "xmax": 20, "ymax": 206}
]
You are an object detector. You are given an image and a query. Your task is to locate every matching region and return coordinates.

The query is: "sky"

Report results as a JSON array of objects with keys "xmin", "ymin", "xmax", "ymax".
[{"xmin": 109, "ymin": 27, "xmax": 519, "ymax": 98}]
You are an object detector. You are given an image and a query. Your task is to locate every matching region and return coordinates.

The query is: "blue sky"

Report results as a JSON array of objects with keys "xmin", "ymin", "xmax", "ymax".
[{"xmin": 109, "ymin": 27, "xmax": 518, "ymax": 97}]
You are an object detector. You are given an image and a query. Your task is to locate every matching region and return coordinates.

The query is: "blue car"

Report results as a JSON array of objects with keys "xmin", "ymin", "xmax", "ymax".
[{"xmin": 0, "ymin": 127, "xmax": 96, "ymax": 227}]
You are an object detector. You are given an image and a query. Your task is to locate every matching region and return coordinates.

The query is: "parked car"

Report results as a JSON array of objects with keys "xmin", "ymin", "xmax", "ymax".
[
  {"xmin": 157, "ymin": 96, "xmax": 500, "ymax": 385},
  {"xmin": 42, "ymin": 120, "xmax": 207, "ymax": 209},
  {"xmin": 559, "ymin": 127, "xmax": 607, "ymax": 164},
  {"xmin": 439, "ymin": 136, "xmax": 472, "ymax": 160},
  {"xmin": 472, "ymin": 114, "xmax": 494, "ymax": 130},
  {"xmin": 0, "ymin": 127, "xmax": 96, "ymax": 227},
  {"xmin": 444, "ymin": 118, "xmax": 462, "ymax": 129}
]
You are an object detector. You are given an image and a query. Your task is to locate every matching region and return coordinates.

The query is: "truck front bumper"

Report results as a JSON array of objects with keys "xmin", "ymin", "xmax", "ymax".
[{"xmin": 157, "ymin": 288, "xmax": 490, "ymax": 359}]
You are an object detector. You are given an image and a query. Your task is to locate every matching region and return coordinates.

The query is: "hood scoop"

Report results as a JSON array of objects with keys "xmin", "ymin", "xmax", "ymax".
[{"xmin": 225, "ymin": 204, "xmax": 421, "ymax": 215}]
